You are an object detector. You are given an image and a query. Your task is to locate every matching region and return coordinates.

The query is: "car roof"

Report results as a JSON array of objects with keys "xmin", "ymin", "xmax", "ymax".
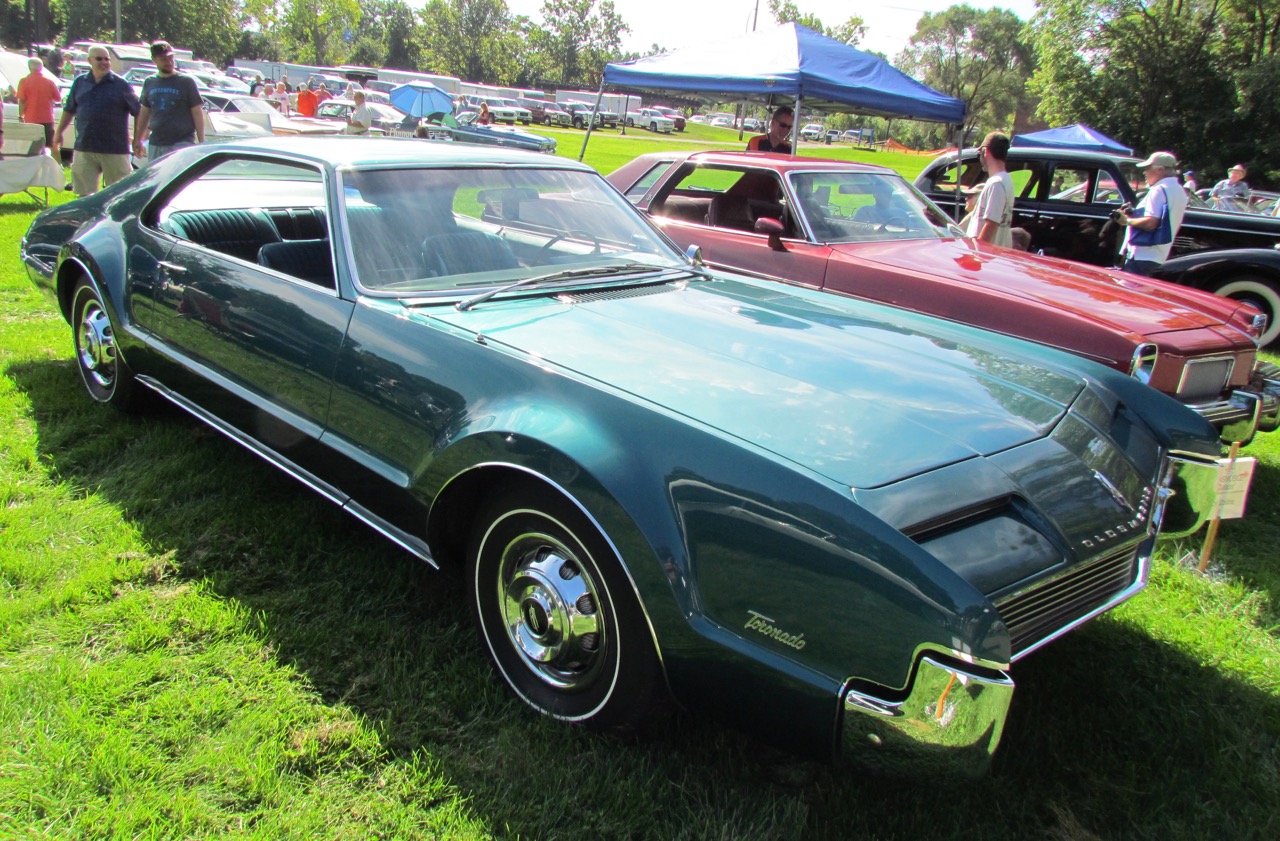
[
  {"xmin": 626, "ymin": 150, "xmax": 895, "ymax": 176},
  {"xmin": 202, "ymin": 136, "xmax": 587, "ymax": 170},
  {"xmin": 939, "ymin": 147, "xmax": 1140, "ymax": 165}
]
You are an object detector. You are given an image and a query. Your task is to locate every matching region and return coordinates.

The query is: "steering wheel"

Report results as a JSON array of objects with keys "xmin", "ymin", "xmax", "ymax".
[
  {"xmin": 875, "ymin": 214, "xmax": 911, "ymax": 232},
  {"xmin": 541, "ymin": 229, "xmax": 602, "ymax": 254}
]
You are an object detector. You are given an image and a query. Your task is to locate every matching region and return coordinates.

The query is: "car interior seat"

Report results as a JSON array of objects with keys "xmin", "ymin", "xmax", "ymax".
[
  {"xmin": 257, "ymin": 239, "xmax": 335, "ymax": 288},
  {"xmin": 422, "ymin": 231, "xmax": 520, "ymax": 277}
]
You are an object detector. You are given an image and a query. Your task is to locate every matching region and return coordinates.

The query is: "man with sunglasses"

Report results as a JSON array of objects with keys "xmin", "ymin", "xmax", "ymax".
[
  {"xmin": 747, "ymin": 106, "xmax": 793, "ymax": 154},
  {"xmin": 55, "ymin": 45, "xmax": 140, "ymax": 196}
]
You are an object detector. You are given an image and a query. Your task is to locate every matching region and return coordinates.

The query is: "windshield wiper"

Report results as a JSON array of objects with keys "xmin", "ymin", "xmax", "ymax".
[{"xmin": 455, "ymin": 263, "xmax": 689, "ymax": 311}]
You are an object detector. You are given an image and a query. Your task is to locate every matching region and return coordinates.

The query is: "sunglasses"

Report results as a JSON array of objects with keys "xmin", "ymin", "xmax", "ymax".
[
  {"xmin": 91, "ymin": 56, "xmax": 111, "ymax": 62},
  {"xmin": 776, "ymin": 120, "xmax": 793, "ymax": 129}
]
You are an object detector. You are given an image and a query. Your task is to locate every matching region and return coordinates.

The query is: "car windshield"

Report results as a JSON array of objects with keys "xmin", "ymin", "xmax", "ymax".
[
  {"xmin": 228, "ymin": 97, "xmax": 278, "ymax": 114},
  {"xmin": 341, "ymin": 166, "xmax": 687, "ymax": 294},
  {"xmin": 790, "ymin": 171, "xmax": 959, "ymax": 243}
]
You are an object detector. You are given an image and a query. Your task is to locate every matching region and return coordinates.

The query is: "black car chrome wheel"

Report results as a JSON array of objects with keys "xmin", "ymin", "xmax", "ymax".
[
  {"xmin": 71, "ymin": 279, "xmax": 140, "ymax": 411},
  {"xmin": 469, "ymin": 488, "xmax": 661, "ymax": 730}
]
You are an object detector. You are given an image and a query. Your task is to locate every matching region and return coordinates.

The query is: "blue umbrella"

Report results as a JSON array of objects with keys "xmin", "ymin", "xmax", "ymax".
[{"xmin": 389, "ymin": 82, "xmax": 456, "ymax": 118}]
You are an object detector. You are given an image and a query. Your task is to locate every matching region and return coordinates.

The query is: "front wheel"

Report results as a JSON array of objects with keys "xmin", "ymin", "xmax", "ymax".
[
  {"xmin": 626, "ymin": 118, "xmax": 634, "ymax": 127},
  {"xmin": 1212, "ymin": 275, "xmax": 1280, "ymax": 346},
  {"xmin": 468, "ymin": 488, "xmax": 663, "ymax": 730},
  {"xmin": 71, "ymin": 279, "xmax": 143, "ymax": 412}
]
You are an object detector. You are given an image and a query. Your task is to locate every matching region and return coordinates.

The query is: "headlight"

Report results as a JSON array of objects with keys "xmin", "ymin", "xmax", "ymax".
[{"xmin": 1129, "ymin": 342, "xmax": 1158, "ymax": 384}]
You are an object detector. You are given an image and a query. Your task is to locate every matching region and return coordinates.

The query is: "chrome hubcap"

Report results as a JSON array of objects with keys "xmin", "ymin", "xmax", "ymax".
[
  {"xmin": 77, "ymin": 300, "xmax": 116, "ymax": 392},
  {"xmin": 498, "ymin": 533, "xmax": 603, "ymax": 691}
]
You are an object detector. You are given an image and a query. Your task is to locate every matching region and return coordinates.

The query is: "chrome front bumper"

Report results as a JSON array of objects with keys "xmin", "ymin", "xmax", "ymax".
[
  {"xmin": 1187, "ymin": 388, "xmax": 1279, "ymax": 442},
  {"xmin": 1154, "ymin": 451, "xmax": 1239, "ymax": 537},
  {"xmin": 839, "ymin": 655, "xmax": 1014, "ymax": 777}
]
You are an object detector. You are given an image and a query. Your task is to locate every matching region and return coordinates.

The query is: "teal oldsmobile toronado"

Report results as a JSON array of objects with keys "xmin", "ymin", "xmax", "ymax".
[{"xmin": 21, "ymin": 138, "xmax": 1231, "ymax": 775}]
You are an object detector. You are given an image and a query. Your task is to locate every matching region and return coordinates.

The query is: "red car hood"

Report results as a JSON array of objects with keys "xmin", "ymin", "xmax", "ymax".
[{"xmin": 833, "ymin": 238, "xmax": 1249, "ymax": 340}]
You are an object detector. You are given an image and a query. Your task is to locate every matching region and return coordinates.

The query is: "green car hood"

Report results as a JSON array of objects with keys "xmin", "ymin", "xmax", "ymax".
[{"xmin": 427, "ymin": 277, "xmax": 1086, "ymax": 489}]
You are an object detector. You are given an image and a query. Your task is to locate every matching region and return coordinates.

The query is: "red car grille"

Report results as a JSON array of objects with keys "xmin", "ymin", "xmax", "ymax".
[{"xmin": 994, "ymin": 546, "xmax": 1140, "ymax": 657}]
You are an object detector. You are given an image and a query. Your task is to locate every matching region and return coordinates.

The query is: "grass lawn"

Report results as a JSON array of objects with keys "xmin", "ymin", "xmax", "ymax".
[
  {"xmin": 1, "ymin": 144, "xmax": 1277, "ymax": 840},
  {"xmin": 544, "ymin": 121, "xmax": 935, "ymax": 180}
]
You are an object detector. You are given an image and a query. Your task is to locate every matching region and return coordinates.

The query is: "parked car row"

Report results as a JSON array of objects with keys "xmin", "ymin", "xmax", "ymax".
[
  {"xmin": 23, "ymin": 138, "xmax": 1235, "ymax": 775},
  {"xmin": 913, "ymin": 147, "xmax": 1280, "ymax": 345},
  {"xmin": 625, "ymin": 108, "xmax": 676, "ymax": 133},
  {"xmin": 607, "ymin": 150, "xmax": 1279, "ymax": 443}
]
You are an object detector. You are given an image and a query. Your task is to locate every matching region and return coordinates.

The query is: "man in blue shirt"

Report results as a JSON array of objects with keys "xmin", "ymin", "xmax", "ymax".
[
  {"xmin": 132, "ymin": 41, "xmax": 204, "ymax": 162},
  {"xmin": 54, "ymin": 45, "xmax": 140, "ymax": 196}
]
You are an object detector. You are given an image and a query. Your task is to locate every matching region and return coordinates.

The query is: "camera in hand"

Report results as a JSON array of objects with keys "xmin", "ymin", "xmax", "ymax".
[{"xmin": 1109, "ymin": 203, "xmax": 1134, "ymax": 223}]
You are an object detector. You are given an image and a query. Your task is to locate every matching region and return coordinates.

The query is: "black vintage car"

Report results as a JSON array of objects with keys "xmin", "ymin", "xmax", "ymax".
[{"xmin": 915, "ymin": 148, "xmax": 1280, "ymax": 345}]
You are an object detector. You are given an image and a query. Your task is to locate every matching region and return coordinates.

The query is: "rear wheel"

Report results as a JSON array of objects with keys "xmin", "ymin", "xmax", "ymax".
[
  {"xmin": 71, "ymin": 279, "xmax": 143, "ymax": 412},
  {"xmin": 1211, "ymin": 275, "xmax": 1280, "ymax": 346},
  {"xmin": 468, "ymin": 488, "xmax": 662, "ymax": 730}
]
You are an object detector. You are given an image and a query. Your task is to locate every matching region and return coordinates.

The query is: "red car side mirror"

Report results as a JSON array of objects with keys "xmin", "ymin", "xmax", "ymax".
[{"xmin": 755, "ymin": 216, "xmax": 786, "ymax": 251}]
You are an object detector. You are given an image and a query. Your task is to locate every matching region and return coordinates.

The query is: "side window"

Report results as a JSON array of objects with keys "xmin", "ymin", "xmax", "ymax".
[
  {"xmin": 1094, "ymin": 170, "xmax": 1130, "ymax": 205},
  {"xmin": 927, "ymin": 159, "xmax": 984, "ymax": 194},
  {"xmin": 648, "ymin": 165, "xmax": 786, "ymax": 236},
  {"xmin": 150, "ymin": 158, "xmax": 332, "ymax": 287},
  {"xmin": 620, "ymin": 161, "xmax": 676, "ymax": 203},
  {"xmin": 1047, "ymin": 167, "xmax": 1093, "ymax": 203},
  {"xmin": 1005, "ymin": 160, "xmax": 1045, "ymax": 200}
]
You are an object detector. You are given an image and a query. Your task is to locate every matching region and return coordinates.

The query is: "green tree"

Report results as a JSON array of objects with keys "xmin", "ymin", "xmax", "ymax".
[
  {"xmin": 419, "ymin": 0, "xmax": 519, "ymax": 84},
  {"xmin": 348, "ymin": 0, "xmax": 420, "ymax": 69},
  {"xmin": 529, "ymin": 0, "xmax": 629, "ymax": 87},
  {"xmin": 1028, "ymin": 0, "xmax": 1241, "ymax": 175},
  {"xmin": 898, "ymin": 4, "xmax": 1035, "ymax": 143},
  {"xmin": 57, "ymin": 0, "xmax": 243, "ymax": 63},
  {"xmin": 767, "ymin": 0, "xmax": 865, "ymax": 46},
  {"xmin": 279, "ymin": 0, "xmax": 363, "ymax": 66}
]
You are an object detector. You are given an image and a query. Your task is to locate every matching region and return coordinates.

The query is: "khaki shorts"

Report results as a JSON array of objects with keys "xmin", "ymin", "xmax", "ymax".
[{"xmin": 71, "ymin": 151, "xmax": 133, "ymax": 196}]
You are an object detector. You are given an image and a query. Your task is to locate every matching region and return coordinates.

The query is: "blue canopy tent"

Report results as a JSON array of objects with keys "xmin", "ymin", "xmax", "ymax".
[
  {"xmin": 581, "ymin": 23, "xmax": 964, "ymax": 159},
  {"xmin": 1011, "ymin": 124, "xmax": 1132, "ymax": 155}
]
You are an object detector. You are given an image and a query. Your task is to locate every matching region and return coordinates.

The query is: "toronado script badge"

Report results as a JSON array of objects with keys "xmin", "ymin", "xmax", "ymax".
[{"xmin": 744, "ymin": 610, "xmax": 806, "ymax": 650}]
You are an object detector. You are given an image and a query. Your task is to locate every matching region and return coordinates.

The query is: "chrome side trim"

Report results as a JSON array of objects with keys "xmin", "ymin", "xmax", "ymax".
[
  {"xmin": 840, "ymin": 656, "xmax": 1014, "ymax": 777},
  {"xmin": 1129, "ymin": 342, "xmax": 1158, "ymax": 384},
  {"xmin": 136, "ymin": 375, "xmax": 437, "ymax": 567}
]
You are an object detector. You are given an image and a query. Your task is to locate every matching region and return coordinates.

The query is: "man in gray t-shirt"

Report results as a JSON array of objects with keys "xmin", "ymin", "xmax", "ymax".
[{"xmin": 132, "ymin": 40, "xmax": 204, "ymax": 162}]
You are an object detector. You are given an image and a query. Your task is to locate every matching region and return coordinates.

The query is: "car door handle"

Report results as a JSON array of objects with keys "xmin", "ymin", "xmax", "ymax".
[{"xmin": 157, "ymin": 261, "xmax": 188, "ymax": 274}]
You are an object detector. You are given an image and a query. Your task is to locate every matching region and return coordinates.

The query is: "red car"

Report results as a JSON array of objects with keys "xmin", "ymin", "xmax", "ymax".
[{"xmin": 608, "ymin": 151, "xmax": 1280, "ymax": 442}]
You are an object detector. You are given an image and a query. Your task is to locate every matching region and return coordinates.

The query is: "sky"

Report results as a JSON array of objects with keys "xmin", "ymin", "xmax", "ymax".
[{"xmin": 502, "ymin": 0, "xmax": 1042, "ymax": 61}]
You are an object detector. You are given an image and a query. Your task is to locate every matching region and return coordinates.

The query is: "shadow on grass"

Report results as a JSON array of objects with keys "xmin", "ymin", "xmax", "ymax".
[{"xmin": 9, "ymin": 356, "xmax": 1279, "ymax": 841}]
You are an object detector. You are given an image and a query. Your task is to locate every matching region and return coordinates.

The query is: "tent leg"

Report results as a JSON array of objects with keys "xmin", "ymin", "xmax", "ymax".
[
  {"xmin": 791, "ymin": 95, "xmax": 801, "ymax": 156},
  {"xmin": 578, "ymin": 82, "xmax": 609, "ymax": 162}
]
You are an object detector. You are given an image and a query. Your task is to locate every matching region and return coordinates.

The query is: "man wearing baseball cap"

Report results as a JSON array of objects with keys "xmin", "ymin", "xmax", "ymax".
[
  {"xmin": 1115, "ymin": 151, "xmax": 1189, "ymax": 276},
  {"xmin": 132, "ymin": 40, "xmax": 204, "ymax": 162}
]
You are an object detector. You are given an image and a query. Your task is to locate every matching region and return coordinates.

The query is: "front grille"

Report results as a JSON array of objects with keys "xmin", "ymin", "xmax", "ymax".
[
  {"xmin": 994, "ymin": 546, "xmax": 1140, "ymax": 658},
  {"xmin": 1178, "ymin": 355, "xmax": 1235, "ymax": 402}
]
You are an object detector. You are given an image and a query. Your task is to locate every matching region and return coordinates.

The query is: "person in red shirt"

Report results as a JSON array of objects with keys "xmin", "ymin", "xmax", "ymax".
[
  {"xmin": 296, "ymin": 83, "xmax": 318, "ymax": 117},
  {"xmin": 17, "ymin": 57, "xmax": 62, "ymax": 152}
]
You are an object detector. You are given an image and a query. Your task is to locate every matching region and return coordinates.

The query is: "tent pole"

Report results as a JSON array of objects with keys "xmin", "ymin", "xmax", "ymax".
[
  {"xmin": 791, "ymin": 94, "xmax": 801, "ymax": 157},
  {"xmin": 955, "ymin": 124, "xmax": 966, "ymax": 226},
  {"xmin": 578, "ymin": 81, "xmax": 609, "ymax": 162}
]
